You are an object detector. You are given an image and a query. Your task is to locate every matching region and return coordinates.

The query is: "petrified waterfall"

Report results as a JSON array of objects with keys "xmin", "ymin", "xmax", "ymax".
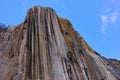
[{"xmin": 0, "ymin": 6, "xmax": 120, "ymax": 80}]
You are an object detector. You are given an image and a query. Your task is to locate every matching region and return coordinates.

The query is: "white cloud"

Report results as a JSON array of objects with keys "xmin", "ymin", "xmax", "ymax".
[
  {"xmin": 100, "ymin": 0, "xmax": 120, "ymax": 33},
  {"xmin": 101, "ymin": 15, "xmax": 108, "ymax": 23},
  {"xmin": 101, "ymin": 15, "xmax": 108, "ymax": 33},
  {"xmin": 101, "ymin": 12, "xmax": 118, "ymax": 33},
  {"xmin": 110, "ymin": 12, "xmax": 118, "ymax": 24}
]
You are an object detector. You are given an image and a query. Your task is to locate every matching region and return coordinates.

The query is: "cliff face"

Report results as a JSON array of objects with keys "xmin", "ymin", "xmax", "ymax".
[{"xmin": 0, "ymin": 6, "xmax": 119, "ymax": 80}]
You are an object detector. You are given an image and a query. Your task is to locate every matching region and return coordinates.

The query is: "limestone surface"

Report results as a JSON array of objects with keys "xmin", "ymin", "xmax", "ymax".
[{"xmin": 0, "ymin": 6, "xmax": 119, "ymax": 80}]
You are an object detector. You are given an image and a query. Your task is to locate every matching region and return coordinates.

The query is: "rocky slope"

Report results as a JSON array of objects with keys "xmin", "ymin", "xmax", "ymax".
[{"xmin": 0, "ymin": 6, "xmax": 120, "ymax": 80}]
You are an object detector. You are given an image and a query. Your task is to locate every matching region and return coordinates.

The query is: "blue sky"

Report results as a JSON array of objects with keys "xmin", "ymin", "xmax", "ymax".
[{"xmin": 0, "ymin": 0, "xmax": 120, "ymax": 60}]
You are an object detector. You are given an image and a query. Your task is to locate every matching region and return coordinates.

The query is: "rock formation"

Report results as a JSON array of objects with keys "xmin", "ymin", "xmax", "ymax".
[{"xmin": 0, "ymin": 6, "xmax": 120, "ymax": 80}]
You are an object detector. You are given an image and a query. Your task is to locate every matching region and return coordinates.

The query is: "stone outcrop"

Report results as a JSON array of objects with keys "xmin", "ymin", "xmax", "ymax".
[
  {"xmin": 0, "ymin": 6, "xmax": 120, "ymax": 80},
  {"xmin": 102, "ymin": 57, "xmax": 120, "ymax": 79}
]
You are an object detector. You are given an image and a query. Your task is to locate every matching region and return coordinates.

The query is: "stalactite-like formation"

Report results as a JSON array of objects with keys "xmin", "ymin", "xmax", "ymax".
[{"xmin": 0, "ymin": 6, "xmax": 120, "ymax": 80}]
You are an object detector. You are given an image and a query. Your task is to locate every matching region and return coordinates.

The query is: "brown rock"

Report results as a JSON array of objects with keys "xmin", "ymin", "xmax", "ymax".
[{"xmin": 0, "ymin": 6, "xmax": 119, "ymax": 80}]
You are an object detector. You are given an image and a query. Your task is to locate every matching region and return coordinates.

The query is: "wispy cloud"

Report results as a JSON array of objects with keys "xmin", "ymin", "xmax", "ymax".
[
  {"xmin": 101, "ymin": 0, "xmax": 120, "ymax": 33},
  {"xmin": 101, "ymin": 15, "xmax": 108, "ymax": 33},
  {"xmin": 110, "ymin": 12, "xmax": 118, "ymax": 24}
]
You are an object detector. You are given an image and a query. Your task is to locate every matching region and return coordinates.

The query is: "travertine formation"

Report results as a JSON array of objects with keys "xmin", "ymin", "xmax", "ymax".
[{"xmin": 0, "ymin": 6, "xmax": 120, "ymax": 80}]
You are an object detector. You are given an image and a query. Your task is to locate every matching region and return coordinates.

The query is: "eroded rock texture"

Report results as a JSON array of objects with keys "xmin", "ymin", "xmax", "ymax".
[{"xmin": 0, "ymin": 6, "xmax": 120, "ymax": 80}]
